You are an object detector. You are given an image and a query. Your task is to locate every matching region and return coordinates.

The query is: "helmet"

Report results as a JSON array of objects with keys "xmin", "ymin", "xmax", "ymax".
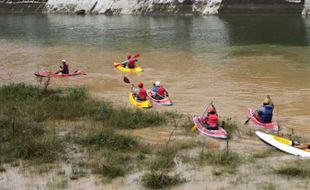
[
  {"xmin": 127, "ymin": 54, "xmax": 131, "ymax": 59},
  {"xmin": 207, "ymin": 107, "xmax": 215, "ymax": 113},
  {"xmin": 61, "ymin": 59, "xmax": 66, "ymax": 63},
  {"xmin": 155, "ymin": 81, "xmax": 160, "ymax": 87},
  {"xmin": 263, "ymin": 98, "xmax": 270, "ymax": 105},
  {"xmin": 138, "ymin": 82, "xmax": 143, "ymax": 88}
]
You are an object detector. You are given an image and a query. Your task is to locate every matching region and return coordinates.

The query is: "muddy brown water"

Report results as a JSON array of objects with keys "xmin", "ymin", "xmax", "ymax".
[{"xmin": 0, "ymin": 14, "xmax": 310, "ymax": 136}]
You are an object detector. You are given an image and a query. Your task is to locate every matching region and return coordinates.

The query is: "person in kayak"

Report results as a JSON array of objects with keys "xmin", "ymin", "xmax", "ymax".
[
  {"xmin": 201, "ymin": 105, "xmax": 219, "ymax": 130},
  {"xmin": 56, "ymin": 60, "xmax": 69, "ymax": 74},
  {"xmin": 131, "ymin": 82, "xmax": 147, "ymax": 101},
  {"xmin": 152, "ymin": 81, "xmax": 169, "ymax": 100},
  {"xmin": 122, "ymin": 54, "xmax": 138, "ymax": 69},
  {"xmin": 255, "ymin": 95, "xmax": 274, "ymax": 123},
  {"xmin": 292, "ymin": 140, "xmax": 310, "ymax": 150}
]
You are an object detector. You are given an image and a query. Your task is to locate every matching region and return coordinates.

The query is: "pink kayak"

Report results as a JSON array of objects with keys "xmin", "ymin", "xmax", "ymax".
[
  {"xmin": 192, "ymin": 117, "xmax": 228, "ymax": 140},
  {"xmin": 247, "ymin": 108, "xmax": 280, "ymax": 131},
  {"xmin": 147, "ymin": 91, "xmax": 173, "ymax": 106},
  {"xmin": 34, "ymin": 70, "xmax": 86, "ymax": 77}
]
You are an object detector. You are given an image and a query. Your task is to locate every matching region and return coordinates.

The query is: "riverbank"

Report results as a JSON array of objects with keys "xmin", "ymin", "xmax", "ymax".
[{"xmin": 0, "ymin": 83, "xmax": 309, "ymax": 189}]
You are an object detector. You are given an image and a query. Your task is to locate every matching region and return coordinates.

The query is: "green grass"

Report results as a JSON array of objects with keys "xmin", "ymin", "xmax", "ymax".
[
  {"xmin": 0, "ymin": 116, "xmax": 63, "ymax": 163},
  {"xmin": 148, "ymin": 149, "xmax": 177, "ymax": 171},
  {"xmin": 103, "ymin": 108, "xmax": 168, "ymax": 129},
  {"xmin": 275, "ymin": 161, "xmax": 310, "ymax": 178},
  {"xmin": 0, "ymin": 164, "xmax": 5, "ymax": 172},
  {"xmin": 251, "ymin": 149, "xmax": 273, "ymax": 159},
  {"xmin": 97, "ymin": 163, "xmax": 126, "ymax": 179},
  {"xmin": 47, "ymin": 176, "xmax": 68, "ymax": 190},
  {"xmin": 221, "ymin": 117, "xmax": 241, "ymax": 136},
  {"xmin": 70, "ymin": 166, "xmax": 87, "ymax": 180},
  {"xmin": 77, "ymin": 129, "xmax": 137, "ymax": 151},
  {"xmin": 198, "ymin": 150, "xmax": 241, "ymax": 167},
  {"xmin": 90, "ymin": 150, "xmax": 131, "ymax": 179},
  {"xmin": 256, "ymin": 182, "xmax": 276, "ymax": 190},
  {"xmin": 142, "ymin": 171, "xmax": 184, "ymax": 189}
]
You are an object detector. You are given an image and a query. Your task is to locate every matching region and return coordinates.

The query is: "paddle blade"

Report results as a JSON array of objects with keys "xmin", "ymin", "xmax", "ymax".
[
  {"xmin": 191, "ymin": 125, "xmax": 197, "ymax": 132},
  {"xmin": 133, "ymin": 54, "xmax": 140, "ymax": 58},
  {"xmin": 123, "ymin": 76, "xmax": 130, "ymax": 84},
  {"xmin": 114, "ymin": 63, "xmax": 121, "ymax": 68},
  {"xmin": 244, "ymin": 118, "xmax": 250, "ymax": 125}
]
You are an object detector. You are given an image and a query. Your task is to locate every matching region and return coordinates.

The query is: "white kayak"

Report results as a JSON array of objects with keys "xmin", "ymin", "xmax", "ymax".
[{"xmin": 255, "ymin": 131, "xmax": 310, "ymax": 158}]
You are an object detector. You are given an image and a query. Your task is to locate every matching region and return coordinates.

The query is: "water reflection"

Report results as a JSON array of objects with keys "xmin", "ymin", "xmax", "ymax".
[{"xmin": 219, "ymin": 15, "xmax": 308, "ymax": 46}]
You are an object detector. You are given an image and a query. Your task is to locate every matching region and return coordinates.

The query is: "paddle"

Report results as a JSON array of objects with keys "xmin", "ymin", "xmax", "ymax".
[
  {"xmin": 123, "ymin": 76, "xmax": 131, "ymax": 84},
  {"xmin": 191, "ymin": 101, "xmax": 213, "ymax": 132},
  {"xmin": 114, "ymin": 54, "xmax": 140, "ymax": 68},
  {"xmin": 244, "ymin": 114, "xmax": 253, "ymax": 125}
]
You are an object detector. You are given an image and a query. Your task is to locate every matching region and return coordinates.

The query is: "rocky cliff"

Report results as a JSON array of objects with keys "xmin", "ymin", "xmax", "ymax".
[{"xmin": 0, "ymin": 0, "xmax": 308, "ymax": 15}]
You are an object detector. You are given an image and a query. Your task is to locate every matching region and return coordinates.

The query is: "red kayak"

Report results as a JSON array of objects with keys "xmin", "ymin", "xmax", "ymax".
[
  {"xmin": 192, "ymin": 116, "xmax": 228, "ymax": 140},
  {"xmin": 147, "ymin": 91, "xmax": 173, "ymax": 106},
  {"xmin": 247, "ymin": 108, "xmax": 280, "ymax": 131},
  {"xmin": 34, "ymin": 70, "xmax": 85, "ymax": 77}
]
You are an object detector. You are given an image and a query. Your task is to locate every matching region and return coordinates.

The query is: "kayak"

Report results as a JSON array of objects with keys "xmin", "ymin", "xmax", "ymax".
[
  {"xmin": 129, "ymin": 92, "xmax": 152, "ymax": 109},
  {"xmin": 34, "ymin": 70, "xmax": 85, "ymax": 77},
  {"xmin": 147, "ymin": 91, "xmax": 173, "ymax": 106},
  {"xmin": 192, "ymin": 116, "xmax": 228, "ymax": 140},
  {"xmin": 114, "ymin": 63, "xmax": 143, "ymax": 73},
  {"xmin": 256, "ymin": 131, "xmax": 310, "ymax": 157},
  {"xmin": 247, "ymin": 108, "xmax": 280, "ymax": 131}
]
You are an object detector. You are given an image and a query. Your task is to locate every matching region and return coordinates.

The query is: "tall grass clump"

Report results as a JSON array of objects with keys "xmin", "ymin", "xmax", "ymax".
[
  {"xmin": 0, "ymin": 83, "xmax": 100, "ymax": 121},
  {"xmin": 0, "ymin": 116, "xmax": 63, "ymax": 163},
  {"xmin": 92, "ymin": 151, "xmax": 131, "ymax": 179},
  {"xmin": 148, "ymin": 148, "xmax": 177, "ymax": 171},
  {"xmin": 275, "ymin": 160, "xmax": 310, "ymax": 178},
  {"xmin": 77, "ymin": 129, "xmax": 137, "ymax": 151},
  {"xmin": 221, "ymin": 117, "xmax": 241, "ymax": 136},
  {"xmin": 142, "ymin": 171, "xmax": 184, "ymax": 189},
  {"xmin": 198, "ymin": 150, "xmax": 241, "ymax": 167},
  {"xmin": 103, "ymin": 108, "xmax": 168, "ymax": 129}
]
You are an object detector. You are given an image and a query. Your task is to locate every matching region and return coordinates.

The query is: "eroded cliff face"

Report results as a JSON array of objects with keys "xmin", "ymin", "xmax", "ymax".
[
  {"xmin": 0, "ymin": 0, "xmax": 308, "ymax": 15},
  {"xmin": 45, "ymin": 0, "xmax": 221, "ymax": 15}
]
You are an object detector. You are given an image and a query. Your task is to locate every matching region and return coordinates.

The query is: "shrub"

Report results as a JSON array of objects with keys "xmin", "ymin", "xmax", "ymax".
[{"xmin": 142, "ymin": 171, "xmax": 184, "ymax": 189}]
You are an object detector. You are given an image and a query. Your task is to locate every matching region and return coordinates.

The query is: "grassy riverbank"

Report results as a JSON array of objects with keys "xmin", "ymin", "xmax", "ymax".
[{"xmin": 0, "ymin": 83, "xmax": 309, "ymax": 190}]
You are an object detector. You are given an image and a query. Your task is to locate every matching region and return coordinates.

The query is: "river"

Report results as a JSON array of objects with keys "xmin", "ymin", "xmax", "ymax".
[{"xmin": 0, "ymin": 14, "xmax": 309, "ymax": 135}]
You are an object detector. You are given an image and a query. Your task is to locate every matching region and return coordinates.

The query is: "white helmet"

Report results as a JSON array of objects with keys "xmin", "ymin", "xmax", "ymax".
[
  {"xmin": 61, "ymin": 59, "xmax": 66, "ymax": 63},
  {"xmin": 155, "ymin": 81, "xmax": 160, "ymax": 87}
]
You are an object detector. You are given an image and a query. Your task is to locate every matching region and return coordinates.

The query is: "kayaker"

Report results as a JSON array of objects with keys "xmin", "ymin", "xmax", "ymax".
[
  {"xmin": 201, "ymin": 104, "xmax": 219, "ymax": 130},
  {"xmin": 122, "ymin": 54, "xmax": 138, "ymax": 69},
  {"xmin": 255, "ymin": 95, "xmax": 274, "ymax": 123},
  {"xmin": 56, "ymin": 60, "xmax": 69, "ymax": 74},
  {"xmin": 131, "ymin": 82, "xmax": 147, "ymax": 101},
  {"xmin": 152, "ymin": 81, "xmax": 169, "ymax": 100},
  {"xmin": 292, "ymin": 140, "xmax": 310, "ymax": 150}
]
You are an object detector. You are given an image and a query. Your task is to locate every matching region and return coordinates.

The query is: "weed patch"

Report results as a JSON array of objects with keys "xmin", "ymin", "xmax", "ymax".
[
  {"xmin": 78, "ymin": 129, "xmax": 137, "ymax": 151},
  {"xmin": 142, "ymin": 171, "xmax": 184, "ymax": 189},
  {"xmin": 275, "ymin": 161, "xmax": 310, "ymax": 178},
  {"xmin": 198, "ymin": 150, "xmax": 241, "ymax": 167}
]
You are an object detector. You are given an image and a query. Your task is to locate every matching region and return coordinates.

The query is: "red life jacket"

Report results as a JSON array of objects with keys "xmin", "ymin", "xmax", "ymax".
[
  {"xmin": 138, "ymin": 88, "xmax": 147, "ymax": 100},
  {"xmin": 207, "ymin": 113, "xmax": 218, "ymax": 127},
  {"xmin": 157, "ymin": 86, "xmax": 165, "ymax": 97},
  {"xmin": 128, "ymin": 58, "xmax": 136, "ymax": 68}
]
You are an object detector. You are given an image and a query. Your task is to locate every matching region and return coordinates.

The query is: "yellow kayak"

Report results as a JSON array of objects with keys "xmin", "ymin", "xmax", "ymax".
[
  {"xmin": 114, "ymin": 63, "xmax": 143, "ymax": 73},
  {"xmin": 129, "ymin": 93, "xmax": 152, "ymax": 109}
]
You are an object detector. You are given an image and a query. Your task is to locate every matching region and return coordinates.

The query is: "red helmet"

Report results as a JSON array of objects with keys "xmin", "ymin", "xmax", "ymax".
[
  {"xmin": 138, "ymin": 82, "xmax": 143, "ymax": 88},
  {"xmin": 127, "ymin": 54, "xmax": 131, "ymax": 59},
  {"xmin": 208, "ymin": 107, "xmax": 215, "ymax": 113}
]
